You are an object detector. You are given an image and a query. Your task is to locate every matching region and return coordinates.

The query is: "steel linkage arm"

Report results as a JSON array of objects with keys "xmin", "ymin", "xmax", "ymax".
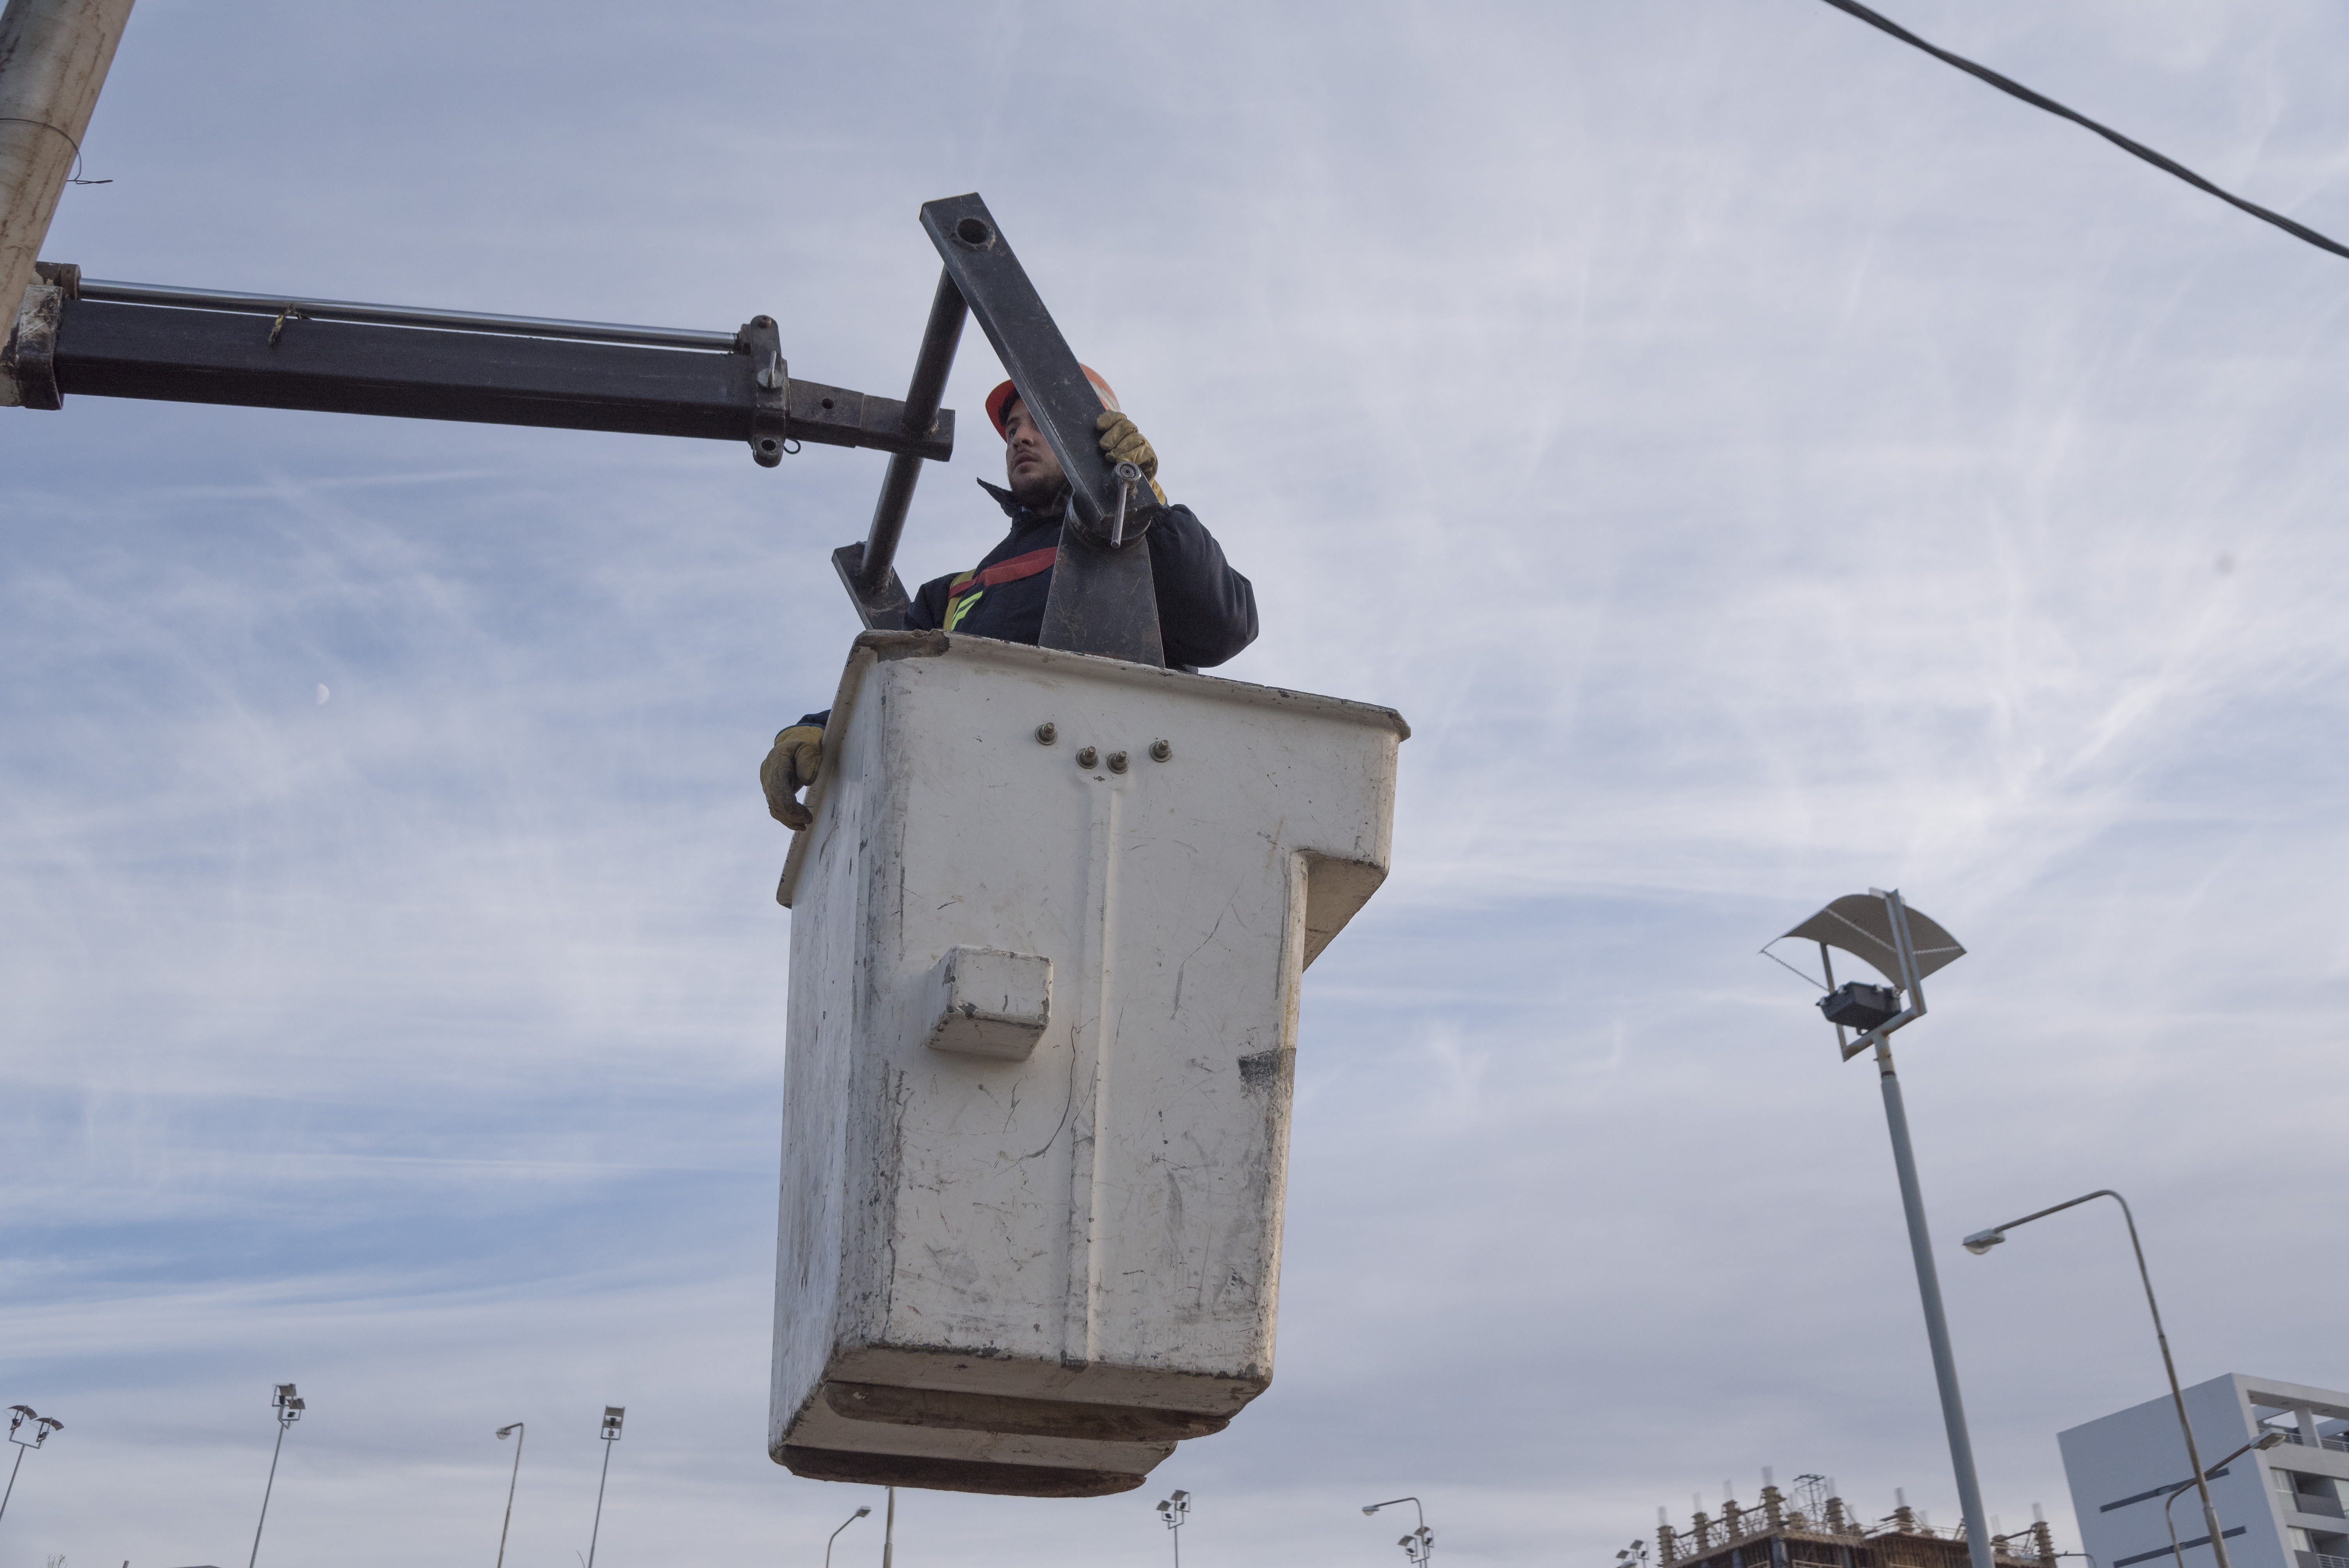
[
  {"xmin": 918, "ymin": 194, "xmax": 1162, "ymax": 667},
  {"xmin": 832, "ymin": 269, "xmax": 968, "ymax": 630}
]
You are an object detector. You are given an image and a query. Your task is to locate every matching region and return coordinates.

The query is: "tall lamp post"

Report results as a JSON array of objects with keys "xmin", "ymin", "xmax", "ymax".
[
  {"xmin": 494, "ymin": 1422, "xmax": 526, "ymax": 1568},
  {"xmin": 1156, "ymin": 1489, "xmax": 1191, "ymax": 1568},
  {"xmin": 1766, "ymin": 889, "xmax": 1990, "ymax": 1568},
  {"xmin": 1963, "ymin": 1190, "xmax": 2247, "ymax": 1568},
  {"xmin": 587, "ymin": 1406, "xmax": 622, "ymax": 1568},
  {"xmin": 2161, "ymin": 1434, "xmax": 2287, "ymax": 1568},
  {"xmin": 823, "ymin": 1504, "xmax": 870, "ymax": 1568},
  {"xmin": 1, "ymin": 1405, "xmax": 63, "ymax": 1523},
  {"xmin": 247, "ymin": 1382, "xmax": 305, "ymax": 1568},
  {"xmin": 1365, "ymin": 1495, "xmax": 1434, "ymax": 1566}
]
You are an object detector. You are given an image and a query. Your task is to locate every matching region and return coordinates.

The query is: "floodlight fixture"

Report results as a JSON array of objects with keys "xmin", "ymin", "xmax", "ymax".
[
  {"xmin": 0, "ymin": 1403, "xmax": 62, "ymax": 1525},
  {"xmin": 601, "ymin": 1405, "xmax": 625, "ymax": 1440},
  {"xmin": 1157, "ymin": 1488, "xmax": 1192, "ymax": 1567},
  {"xmin": 1762, "ymin": 889, "xmax": 1990, "ymax": 1568},
  {"xmin": 1363, "ymin": 1497, "xmax": 1433, "ymax": 1566},
  {"xmin": 1821, "ymin": 982, "xmax": 1903, "ymax": 1032},
  {"xmin": 249, "ymin": 1381, "xmax": 307, "ymax": 1568},
  {"xmin": 1767, "ymin": 889, "xmax": 1966, "ymax": 1061}
]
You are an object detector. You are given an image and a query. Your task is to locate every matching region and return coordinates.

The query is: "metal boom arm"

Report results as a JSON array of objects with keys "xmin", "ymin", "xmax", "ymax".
[{"xmin": 2, "ymin": 268, "xmax": 953, "ymax": 463}]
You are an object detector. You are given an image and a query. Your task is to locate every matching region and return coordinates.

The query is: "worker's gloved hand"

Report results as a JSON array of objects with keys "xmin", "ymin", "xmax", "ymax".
[
  {"xmin": 760, "ymin": 724, "xmax": 825, "ymax": 830},
  {"xmin": 1096, "ymin": 411, "xmax": 1168, "ymax": 504}
]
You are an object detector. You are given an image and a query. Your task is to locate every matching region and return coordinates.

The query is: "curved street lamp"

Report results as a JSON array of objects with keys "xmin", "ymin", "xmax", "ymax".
[
  {"xmin": 1962, "ymin": 1190, "xmax": 2231, "ymax": 1568},
  {"xmin": 1365, "ymin": 1496, "xmax": 1434, "ymax": 1565},
  {"xmin": 824, "ymin": 1504, "xmax": 870, "ymax": 1568},
  {"xmin": 2160, "ymin": 1434, "xmax": 2287, "ymax": 1568},
  {"xmin": 494, "ymin": 1423, "xmax": 526, "ymax": 1568},
  {"xmin": 1765, "ymin": 889, "xmax": 1991, "ymax": 1568}
]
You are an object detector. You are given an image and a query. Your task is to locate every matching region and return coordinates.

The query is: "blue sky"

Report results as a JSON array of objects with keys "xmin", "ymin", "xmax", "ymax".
[{"xmin": 8, "ymin": 2, "xmax": 2349, "ymax": 1565}]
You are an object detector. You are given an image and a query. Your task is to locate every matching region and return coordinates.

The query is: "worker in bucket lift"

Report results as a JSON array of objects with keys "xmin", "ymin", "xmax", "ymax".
[{"xmin": 759, "ymin": 367, "xmax": 1258, "ymax": 830}]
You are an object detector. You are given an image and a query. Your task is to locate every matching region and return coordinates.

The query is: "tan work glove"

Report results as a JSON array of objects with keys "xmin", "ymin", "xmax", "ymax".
[
  {"xmin": 760, "ymin": 724, "xmax": 825, "ymax": 830},
  {"xmin": 1096, "ymin": 412, "xmax": 1168, "ymax": 504}
]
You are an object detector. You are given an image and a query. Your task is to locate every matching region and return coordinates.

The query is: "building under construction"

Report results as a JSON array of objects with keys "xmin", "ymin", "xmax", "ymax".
[{"xmin": 1654, "ymin": 1476, "xmax": 2060, "ymax": 1568}]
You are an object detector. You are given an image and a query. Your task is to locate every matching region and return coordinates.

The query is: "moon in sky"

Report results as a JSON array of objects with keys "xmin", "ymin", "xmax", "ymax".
[{"xmin": 316, "ymin": 684, "xmax": 330, "ymax": 705}]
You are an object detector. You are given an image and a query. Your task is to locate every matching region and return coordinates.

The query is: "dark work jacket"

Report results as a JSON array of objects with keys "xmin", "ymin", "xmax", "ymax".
[{"xmin": 797, "ymin": 479, "xmax": 1257, "ymax": 728}]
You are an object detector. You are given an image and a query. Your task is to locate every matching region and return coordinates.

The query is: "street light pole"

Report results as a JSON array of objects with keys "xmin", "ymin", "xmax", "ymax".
[
  {"xmin": 1, "ymin": 1405, "xmax": 62, "ymax": 1524},
  {"xmin": 494, "ymin": 1423, "xmax": 526, "ymax": 1568},
  {"xmin": 1156, "ymin": 1489, "xmax": 1191, "ymax": 1568},
  {"xmin": 1870, "ymin": 1028, "xmax": 1996, "ymax": 1568},
  {"xmin": 882, "ymin": 1485, "xmax": 895, "ymax": 1568},
  {"xmin": 1365, "ymin": 1495, "xmax": 1434, "ymax": 1566},
  {"xmin": 247, "ymin": 1383, "xmax": 305, "ymax": 1568},
  {"xmin": 2158, "ymin": 1433, "xmax": 2285, "ymax": 1568},
  {"xmin": 1962, "ymin": 1191, "xmax": 2231, "ymax": 1568},
  {"xmin": 587, "ymin": 1406, "xmax": 622, "ymax": 1568},
  {"xmin": 823, "ymin": 1504, "xmax": 870, "ymax": 1568},
  {"xmin": 1770, "ymin": 889, "xmax": 1991, "ymax": 1568}
]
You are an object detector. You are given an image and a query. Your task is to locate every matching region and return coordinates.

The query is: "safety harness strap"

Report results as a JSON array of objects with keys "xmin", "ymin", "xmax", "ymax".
[{"xmin": 945, "ymin": 544, "xmax": 1059, "ymax": 631}]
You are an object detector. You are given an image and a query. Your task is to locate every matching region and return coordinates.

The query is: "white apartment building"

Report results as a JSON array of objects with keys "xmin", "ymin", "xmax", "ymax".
[{"xmin": 2060, "ymin": 1376, "xmax": 2349, "ymax": 1568}]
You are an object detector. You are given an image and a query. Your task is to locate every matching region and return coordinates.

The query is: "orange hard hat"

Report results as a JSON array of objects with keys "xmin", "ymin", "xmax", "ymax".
[{"xmin": 985, "ymin": 366, "xmax": 1119, "ymax": 439}]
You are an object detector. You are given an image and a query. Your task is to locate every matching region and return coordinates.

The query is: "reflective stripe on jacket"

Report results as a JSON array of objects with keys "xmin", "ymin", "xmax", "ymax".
[{"xmin": 942, "ymin": 545, "xmax": 1059, "ymax": 632}]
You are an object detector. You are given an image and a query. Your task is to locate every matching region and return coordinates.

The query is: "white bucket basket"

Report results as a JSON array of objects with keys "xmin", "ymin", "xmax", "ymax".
[{"xmin": 770, "ymin": 631, "xmax": 1405, "ymax": 1497}]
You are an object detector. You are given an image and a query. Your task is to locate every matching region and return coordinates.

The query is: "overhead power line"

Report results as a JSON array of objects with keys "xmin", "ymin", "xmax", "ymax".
[{"xmin": 1816, "ymin": 0, "xmax": 2349, "ymax": 264}]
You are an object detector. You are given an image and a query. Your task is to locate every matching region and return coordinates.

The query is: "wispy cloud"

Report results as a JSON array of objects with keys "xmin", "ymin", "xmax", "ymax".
[{"xmin": 7, "ymin": 3, "xmax": 2349, "ymax": 1566}]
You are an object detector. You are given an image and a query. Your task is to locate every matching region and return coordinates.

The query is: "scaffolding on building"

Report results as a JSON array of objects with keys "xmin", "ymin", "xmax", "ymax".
[{"xmin": 1655, "ymin": 1477, "xmax": 2058, "ymax": 1568}]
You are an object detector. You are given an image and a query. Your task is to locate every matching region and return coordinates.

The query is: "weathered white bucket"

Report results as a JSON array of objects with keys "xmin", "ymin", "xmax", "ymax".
[{"xmin": 770, "ymin": 631, "xmax": 1404, "ymax": 1497}]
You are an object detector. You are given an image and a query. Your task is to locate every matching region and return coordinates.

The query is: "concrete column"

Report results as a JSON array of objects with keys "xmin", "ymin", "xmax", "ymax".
[{"xmin": 0, "ymin": 0, "xmax": 135, "ymax": 333}]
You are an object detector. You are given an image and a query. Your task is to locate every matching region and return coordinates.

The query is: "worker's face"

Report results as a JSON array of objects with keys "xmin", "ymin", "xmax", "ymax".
[{"xmin": 1001, "ymin": 399, "xmax": 1066, "ymax": 506}]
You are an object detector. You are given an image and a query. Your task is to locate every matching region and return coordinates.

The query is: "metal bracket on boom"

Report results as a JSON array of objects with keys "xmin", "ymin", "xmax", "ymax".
[
  {"xmin": 0, "ymin": 276, "xmax": 63, "ymax": 410},
  {"xmin": 737, "ymin": 313, "xmax": 791, "ymax": 467},
  {"xmin": 829, "ymin": 194, "xmax": 1165, "ymax": 665}
]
